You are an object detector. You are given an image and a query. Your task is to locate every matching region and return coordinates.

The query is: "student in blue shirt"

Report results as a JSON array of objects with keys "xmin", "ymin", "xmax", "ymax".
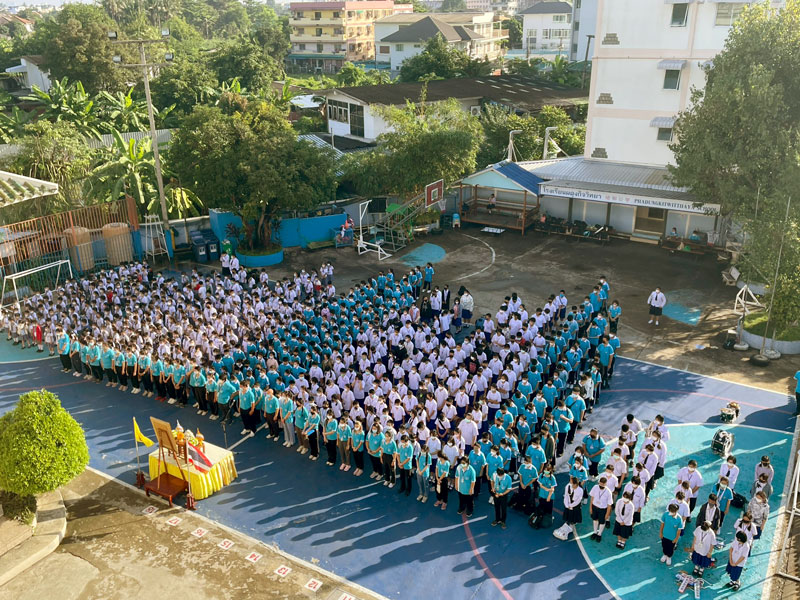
[
  {"xmin": 533, "ymin": 464, "xmax": 557, "ymax": 528},
  {"xmin": 189, "ymin": 365, "xmax": 207, "ymax": 414},
  {"xmin": 608, "ymin": 300, "xmax": 622, "ymax": 334},
  {"xmin": 468, "ymin": 445, "xmax": 487, "ymax": 499},
  {"xmin": 87, "ymin": 341, "xmax": 102, "ymax": 382},
  {"xmin": 281, "ymin": 395, "xmax": 296, "ymax": 447},
  {"xmin": 205, "ymin": 369, "xmax": 218, "ymax": 419},
  {"xmin": 455, "ymin": 456, "xmax": 476, "ymax": 516},
  {"xmin": 597, "ymin": 337, "xmax": 615, "ymax": 388},
  {"xmin": 151, "ymin": 355, "xmax": 163, "ymax": 399},
  {"xmin": 582, "ymin": 428, "xmax": 606, "ymax": 479},
  {"xmin": 350, "ymin": 420, "xmax": 365, "ymax": 475},
  {"xmin": 396, "ymin": 435, "xmax": 415, "ymax": 496},
  {"xmin": 236, "ymin": 380, "xmax": 258, "ymax": 437},
  {"xmin": 336, "ymin": 418, "xmax": 352, "ymax": 471},
  {"xmin": 435, "ymin": 452, "xmax": 451, "ymax": 510},
  {"xmin": 324, "ymin": 414, "xmax": 339, "ymax": 466},
  {"xmin": 516, "ymin": 455, "xmax": 538, "ymax": 515},
  {"xmin": 659, "ymin": 503, "xmax": 684, "ymax": 566},
  {"xmin": 217, "ymin": 372, "xmax": 238, "ymax": 425},
  {"xmin": 367, "ymin": 424, "xmax": 384, "ymax": 479},
  {"xmin": 491, "ymin": 467, "xmax": 512, "ymax": 528},
  {"xmin": 100, "ymin": 342, "xmax": 116, "ymax": 387},
  {"xmin": 793, "ymin": 369, "xmax": 800, "ymax": 415},
  {"xmin": 173, "ymin": 362, "xmax": 187, "ymax": 405},
  {"xmin": 416, "ymin": 445, "xmax": 432, "ymax": 503},
  {"xmin": 57, "ymin": 329, "xmax": 71, "ymax": 372},
  {"xmin": 381, "ymin": 432, "xmax": 398, "ymax": 487},
  {"xmin": 423, "ymin": 263, "xmax": 434, "ymax": 291}
]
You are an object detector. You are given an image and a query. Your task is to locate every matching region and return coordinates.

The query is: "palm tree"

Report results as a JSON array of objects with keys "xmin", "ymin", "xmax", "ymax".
[
  {"xmin": 96, "ymin": 87, "xmax": 150, "ymax": 133},
  {"xmin": 23, "ymin": 78, "xmax": 101, "ymax": 139},
  {"xmin": 102, "ymin": 0, "xmax": 131, "ymax": 23},
  {"xmin": 89, "ymin": 129, "xmax": 156, "ymax": 207}
]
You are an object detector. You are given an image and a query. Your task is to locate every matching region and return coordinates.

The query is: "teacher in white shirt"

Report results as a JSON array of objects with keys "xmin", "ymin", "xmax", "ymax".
[{"xmin": 647, "ymin": 287, "xmax": 667, "ymax": 326}]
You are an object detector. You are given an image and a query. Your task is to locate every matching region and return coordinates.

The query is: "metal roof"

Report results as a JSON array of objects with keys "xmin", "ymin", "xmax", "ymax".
[
  {"xmin": 657, "ymin": 59, "xmax": 687, "ymax": 70},
  {"xmin": 542, "ymin": 179, "xmax": 691, "ymax": 201},
  {"xmin": 495, "ymin": 161, "xmax": 545, "ymax": 194},
  {"xmin": 649, "ymin": 116, "xmax": 677, "ymax": 128},
  {"xmin": 518, "ymin": 157, "xmax": 689, "ymax": 194},
  {"xmin": 518, "ymin": 1, "xmax": 572, "ymax": 15},
  {"xmin": 0, "ymin": 170, "xmax": 58, "ymax": 208}
]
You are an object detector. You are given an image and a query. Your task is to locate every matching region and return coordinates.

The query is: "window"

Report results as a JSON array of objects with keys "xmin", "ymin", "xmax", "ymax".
[
  {"xmin": 414, "ymin": 43, "xmax": 421, "ymax": 48},
  {"xmin": 396, "ymin": 44, "xmax": 404, "ymax": 51},
  {"xmin": 316, "ymin": 28, "xmax": 323, "ymax": 36},
  {"xmin": 327, "ymin": 99, "xmax": 348, "ymax": 122},
  {"xmin": 380, "ymin": 45, "xmax": 390, "ymax": 53},
  {"xmin": 576, "ymin": 0, "xmax": 581, "ymax": 7},
  {"xmin": 541, "ymin": 28, "xmax": 571, "ymax": 40},
  {"xmin": 314, "ymin": 11, "xmax": 321, "ymax": 20},
  {"xmin": 572, "ymin": 43, "xmax": 578, "ymax": 54},
  {"xmin": 317, "ymin": 43, "xmax": 324, "ymax": 52},
  {"xmin": 333, "ymin": 11, "xmax": 340, "ymax": 18},
  {"xmin": 671, "ymin": 3, "xmax": 688, "ymax": 27},
  {"xmin": 349, "ymin": 43, "xmax": 355, "ymax": 51},
  {"xmin": 298, "ymin": 43, "xmax": 306, "ymax": 50},
  {"xmin": 334, "ymin": 27, "xmax": 343, "ymax": 35},
  {"xmin": 296, "ymin": 27, "xmax": 304, "ymax": 34},
  {"xmin": 553, "ymin": 15, "xmax": 567, "ymax": 23},
  {"xmin": 657, "ymin": 127, "xmax": 673, "ymax": 142},
  {"xmin": 715, "ymin": 3, "xmax": 747, "ymax": 27},
  {"xmin": 295, "ymin": 11, "xmax": 304, "ymax": 18},
  {"xmin": 349, "ymin": 104, "xmax": 364, "ymax": 137},
  {"xmin": 663, "ymin": 69, "xmax": 681, "ymax": 90},
  {"xmin": 334, "ymin": 44, "xmax": 342, "ymax": 52}
]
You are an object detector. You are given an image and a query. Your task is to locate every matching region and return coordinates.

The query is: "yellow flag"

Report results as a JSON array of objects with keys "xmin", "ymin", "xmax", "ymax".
[{"xmin": 133, "ymin": 417, "xmax": 155, "ymax": 447}]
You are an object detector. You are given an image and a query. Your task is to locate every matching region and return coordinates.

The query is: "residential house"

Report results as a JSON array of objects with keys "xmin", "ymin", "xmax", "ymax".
[
  {"xmin": 490, "ymin": 0, "xmax": 519, "ymax": 16},
  {"xmin": 374, "ymin": 12, "xmax": 506, "ymax": 72},
  {"xmin": 287, "ymin": 1, "xmax": 412, "ymax": 74},
  {"xmin": 322, "ymin": 75, "xmax": 587, "ymax": 141},
  {"xmin": 519, "ymin": 1, "xmax": 572, "ymax": 59},
  {"xmin": 5, "ymin": 55, "xmax": 50, "ymax": 92}
]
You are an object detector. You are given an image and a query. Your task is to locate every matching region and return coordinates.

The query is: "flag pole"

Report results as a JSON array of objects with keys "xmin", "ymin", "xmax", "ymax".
[
  {"xmin": 185, "ymin": 442, "xmax": 197, "ymax": 511},
  {"xmin": 134, "ymin": 418, "xmax": 146, "ymax": 488}
]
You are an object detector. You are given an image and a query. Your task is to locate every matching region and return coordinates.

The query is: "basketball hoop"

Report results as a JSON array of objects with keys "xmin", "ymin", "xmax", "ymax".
[{"xmin": 437, "ymin": 198, "xmax": 446, "ymax": 213}]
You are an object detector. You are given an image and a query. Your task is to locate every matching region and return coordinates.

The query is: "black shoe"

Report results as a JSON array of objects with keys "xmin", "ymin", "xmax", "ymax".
[
  {"xmin": 596, "ymin": 536, "xmax": 602, "ymax": 542},
  {"xmin": 466, "ymin": 513, "xmax": 473, "ymax": 517},
  {"xmin": 491, "ymin": 521, "xmax": 499, "ymax": 526},
  {"xmin": 457, "ymin": 509, "xmax": 464, "ymax": 514},
  {"xmin": 590, "ymin": 533, "xmax": 597, "ymax": 541}
]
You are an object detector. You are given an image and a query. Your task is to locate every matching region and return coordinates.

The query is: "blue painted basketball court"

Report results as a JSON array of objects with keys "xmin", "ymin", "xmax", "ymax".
[{"xmin": 0, "ymin": 343, "xmax": 795, "ymax": 600}]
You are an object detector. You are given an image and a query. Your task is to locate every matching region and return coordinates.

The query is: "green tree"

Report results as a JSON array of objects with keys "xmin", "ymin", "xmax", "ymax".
[
  {"xmin": 212, "ymin": 37, "xmax": 283, "ymax": 92},
  {"xmin": 8, "ymin": 120, "xmax": 95, "ymax": 210},
  {"xmin": 398, "ymin": 34, "xmax": 466, "ymax": 82},
  {"xmin": 0, "ymin": 390, "xmax": 89, "ymax": 500},
  {"xmin": 502, "ymin": 18, "xmax": 522, "ymax": 49},
  {"xmin": 168, "ymin": 102, "xmax": 337, "ymax": 249},
  {"xmin": 337, "ymin": 62, "xmax": 369, "ymax": 86},
  {"xmin": 0, "ymin": 106, "xmax": 35, "ymax": 143},
  {"xmin": 150, "ymin": 55, "xmax": 218, "ymax": 115},
  {"xmin": 89, "ymin": 129, "xmax": 157, "ymax": 207},
  {"xmin": 440, "ymin": 0, "xmax": 467, "ymax": 11},
  {"xmin": 410, "ymin": 0, "xmax": 428, "ymax": 12},
  {"xmin": 41, "ymin": 4, "xmax": 127, "ymax": 94},
  {"xmin": 96, "ymin": 87, "xmax": 150, "ymax": 133},
  {"xmin": 346, "ymin": 95, "xmax": 484, "ymax": 198},
  {"xmin": 670, "ymin": 1, "xmax": 800, "ymax": 337}
]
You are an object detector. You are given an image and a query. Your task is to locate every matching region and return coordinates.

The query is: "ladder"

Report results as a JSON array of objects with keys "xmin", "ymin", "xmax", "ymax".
[
  {"xmin": 142, "ymin": 215, "xmax": 168, "ymax": 262},
  {"xmin": 358, "ymin": 192, "xmax": 430, "ymax": 253}
]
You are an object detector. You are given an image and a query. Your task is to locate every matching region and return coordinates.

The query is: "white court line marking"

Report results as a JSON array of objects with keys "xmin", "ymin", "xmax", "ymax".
[
  {"xmin": 227, "ymin": 422, "xmax": 268, "ymax": 450},
  {"xmin": 454, "ymin": 234, "xmax": 496, "ymax": 281}
]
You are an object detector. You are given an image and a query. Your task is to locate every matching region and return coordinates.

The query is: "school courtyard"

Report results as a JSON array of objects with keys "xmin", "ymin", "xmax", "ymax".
[{"xmin": 1, "ymin": 227, "xmax": 799, "ymax": 600}]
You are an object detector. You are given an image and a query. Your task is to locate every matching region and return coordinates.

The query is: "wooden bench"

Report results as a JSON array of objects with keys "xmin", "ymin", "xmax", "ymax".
[
  {"xmin": 308, "ymin": 240, "xmax": 335, "ymax": 250},
  {"xmin": 462, "ymin": 198, "xmax": 538, "ymax": 230},
  {"xmin": 722, "ymin": 265, "xmax": 740, "ymax": 286}
]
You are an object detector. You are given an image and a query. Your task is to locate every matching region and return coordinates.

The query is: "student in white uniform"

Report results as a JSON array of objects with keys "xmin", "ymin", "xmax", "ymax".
[
  {"xmin": 689, "ymin": 520, "xmax": 716, "ymax": 578},
  {"xmin": 589, "ymin": 476, "xmax": 614, "ymax": 542},
  {"xmin": 726, "ymin": 531, "xmax": 750, "ymax": 591},
  {"xmin": 612, "ymin": 491, "xmax": 635, "ymax": 549}
]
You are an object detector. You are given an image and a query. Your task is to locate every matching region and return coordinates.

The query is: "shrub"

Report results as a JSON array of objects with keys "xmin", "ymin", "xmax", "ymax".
[{"xmin": 0, "ymin": 390, "xmax": 89, "ymax": 497}]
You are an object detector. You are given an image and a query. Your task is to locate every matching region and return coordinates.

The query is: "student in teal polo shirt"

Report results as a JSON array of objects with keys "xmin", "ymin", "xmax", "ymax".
[
  {"xmin": 79, "ymin": 338, "xmax": 90, "ymax": 379},
  {"xmin": 534, "ymin": 465, "xmax": 557, "ymax": 528},
  {"xmin": 125, "ymin": 348, "xmax": 139, "ymax": 392},
  {"xmin": 264, "ymin": 390, "xmax": 280, "ymax": 440},
  {"xmin": 381, "ymin": 431, "xmax": 398, "ymax": 487},
  {"xmin": 100, "ymin": 342, "xmax": 116, "ymax": 387},
  {"xmin": 396, "ymin": 435, "xmax": 415, "ymax": 496},
  {"xmin": 350, "ymin": 420, "xmax": 365, "ymax": 475},
  {"xmin": 553, "ymin": 400, "xmax": 574, "ymax": 457},
  {"xmin": 337, "ymin": 417, "xmax": 352, "ymax": 471},
  {"xmin": 172, "ymin": 361, "xmax": 187, "ymax": 405},
  {"xmin": 455, "ymin": 456, "xmax": 476, "ymax": 516},
  {"xmin": 367, "ymin": 424, "xmax": 384, "ymax": 479},
  {"xmin": 608, "ymin": 300, "xmax": 622, "ymax": 334},
  {"xmin": 659, "ymin": 503, "xmax": 684, "ymax": 566},
  {"xmin": 237, "ymin": 379, "xmax": 258, "ymax": 437},
  {"xmin": 516, "ymin": 455, "xmax": 539, "ymax": 515},
  {"xmin": 597, "ymin": 337, "xmax": 615, "ymax": 388},
  {"xmin": 793, "ymin": 369, "xmax": 800, "ymax": 416},
  {"xmin": 69, "ymin": 336, "xmax": 82, "ymax": 377},
  {"xmin": 205, "ymin": 369, "xmax": 218, "ymax": 419},
  {"xmin": 87, "ymin": 341, "xmax": 102, "ymax": 382},
  {"xmin": 582, "ymin": 428, "xmax": 606, "ymax": 479},
  {"xmin": 138, "ymin": 352, "xmax": 153, "ymax": 397},
  {"xmin": 217, "ymin": 372, "xmax": 238, "ymax": 425},
  {"xmin": 294, "ymin": 401, "xmax": 309, "ymax": 455},
  {"xmin": 324, "ymin": 414, "xmax": 338, "ymax": 466},
  {"xmin": 189, "ymin": 365, "xmax": 207, "ymax": 414},
  {"xmin": 434, "ymin": 451, "xmax": 451, "ymax": 510},
  {"xmin": 281, "ymin": 394, "xmax": 296, "ymax": 447},
  {"xmin": 416, "ymin": 445, "xmax": 432, "ymax": 503},
  {"xmin": 57, "ymin": 329, "xmax": 71, "ymax": 372},
  {"xmin": 303, "ymin": 405, "xmax": 321, "ymax": 460},
  {"xmin": 491, "ymin": 467, "xmax": 512, "ymax": 528}
]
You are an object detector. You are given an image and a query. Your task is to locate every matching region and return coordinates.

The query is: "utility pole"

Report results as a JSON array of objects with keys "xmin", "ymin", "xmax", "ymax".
[
  {"xmin": 108, "ymin": 29, "xmax": 172, "ymax": 227},
  {"xmin": 581, "ymin": 34, "xmax": 595, "ymax": 89}
]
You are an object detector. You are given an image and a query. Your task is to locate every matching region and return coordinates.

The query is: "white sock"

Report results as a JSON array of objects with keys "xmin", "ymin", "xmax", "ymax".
[
  {"xmin": 593, "ymin": 521, "xmax": 598, "ymax": 533},
  {"xmin": 597, "ymin": 524, "xmax": 605, "ymax": 535}
]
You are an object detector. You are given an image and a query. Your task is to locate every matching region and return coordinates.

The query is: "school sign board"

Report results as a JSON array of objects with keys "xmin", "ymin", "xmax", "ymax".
[{"xmin": 539, "ymin": 184, "xmax": 720, "ymax": 215}]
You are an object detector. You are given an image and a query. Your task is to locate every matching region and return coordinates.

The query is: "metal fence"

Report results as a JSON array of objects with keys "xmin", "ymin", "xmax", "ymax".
[{"xmin": 0, "ymin": 197, "xmax": 140, "ymax": 284}]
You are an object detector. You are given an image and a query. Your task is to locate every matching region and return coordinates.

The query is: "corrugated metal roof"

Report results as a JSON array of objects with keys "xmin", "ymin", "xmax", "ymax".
[
  {"xmin": 519, "ymin": 157, "xmax": 688, "ymax": 194},
  {"xmin": 495, "ymin": 161, "xmax": 544, "ymax": 194},
  {"xmin": 87, "ymin": 129, "xmax": 172, "ymax": 149},
  {"xmin": 298, "ymin": 134, "xmax": 345, "ymax": 159},
  {"xmin": 657, "ymin": 59, "xmax": 687, "ymax": 70},
  {"xmin": 0, "ymin": 169, "xmax": 58, "ymax": 208},
  {"xmin": 649, "ymin": 116, "xmax": 677, "ymax": 128},
  {"xmin": 543, "ymin": 179, "xmax": 692, "ymax": 201}
]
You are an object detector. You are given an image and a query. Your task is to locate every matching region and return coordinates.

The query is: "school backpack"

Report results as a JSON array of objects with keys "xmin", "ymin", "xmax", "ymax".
[{"xmin": 731, "ymin": 492, "xmax": 747, "ymax": 509}]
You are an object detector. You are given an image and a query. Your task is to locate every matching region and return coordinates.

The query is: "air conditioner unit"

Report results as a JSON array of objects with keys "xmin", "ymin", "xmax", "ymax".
[{"xmin": 469, "ymin": 105, "xmax": 481, "ymax": 116}]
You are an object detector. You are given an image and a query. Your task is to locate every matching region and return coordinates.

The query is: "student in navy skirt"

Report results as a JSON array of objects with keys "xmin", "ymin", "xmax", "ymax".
[
  {"xmin": 690, "ymin": 521, "xmax": 716, "ymax": 578},
  {"xmin": 726, "ymin": 532, "xmax": 750, "ymax": 591}
]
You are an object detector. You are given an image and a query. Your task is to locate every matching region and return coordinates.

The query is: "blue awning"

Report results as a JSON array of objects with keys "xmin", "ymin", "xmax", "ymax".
[{"xmin": 494, "ymin": 161, "xmax": 545, "ymax": 195}]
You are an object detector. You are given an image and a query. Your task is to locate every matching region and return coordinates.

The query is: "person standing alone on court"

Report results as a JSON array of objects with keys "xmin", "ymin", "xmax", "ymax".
[{"xmin": 647, "ymin": 287, "xmax": 667, "ymax": 326}]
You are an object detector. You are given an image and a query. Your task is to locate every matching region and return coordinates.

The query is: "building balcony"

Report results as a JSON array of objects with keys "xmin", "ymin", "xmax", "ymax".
[{"xmin": 291, "ymin": 33, "xmax": 347, "ymax": 42}]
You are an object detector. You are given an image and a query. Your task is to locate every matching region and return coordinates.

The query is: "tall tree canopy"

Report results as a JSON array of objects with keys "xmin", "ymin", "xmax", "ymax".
[
  {"xmin": 398, "ymin": 34, "xmax": 494, "ymax": 82},
  {"xmin": 168, "ymin": 102, "xmax": 337, "ymax": 249},
  {"xmin": 670, "ymin": 1, "xmax": 800, "ymax": 335}
]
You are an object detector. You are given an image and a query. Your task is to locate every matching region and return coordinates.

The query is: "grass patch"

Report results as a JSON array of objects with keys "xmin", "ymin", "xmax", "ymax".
[
  {"xmin": 0, "ymin": 490, "xmax": 36, "ymax": 526},
  {"xmin": 743, "ymin": 312, "xmax": 800, "ymax": 342},
  {"xmin": 236, "ymin": 243, "xmax": 282, "ymax": 256}
]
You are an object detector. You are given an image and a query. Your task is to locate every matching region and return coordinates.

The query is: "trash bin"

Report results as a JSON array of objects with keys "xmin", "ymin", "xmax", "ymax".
[
  {"xmin": 207, "ymin": 239, "xmax": 219, "ymax": 261},
  {"xmin": 192, "ymin": 240, "xmax": 208, "ymax": 263},
  {"xmin": 221, "ymin": 239, "xmax": 233, "ymax": 254}
]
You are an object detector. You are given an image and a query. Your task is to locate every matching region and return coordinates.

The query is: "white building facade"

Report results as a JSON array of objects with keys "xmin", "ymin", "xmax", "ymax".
[
  {"xmin": 520, "ymin": 1, "xmax": 573, "ymax": 58},
  {"xmin": 585, "ymin": 0, "xmax": 784, "ymax": 166},
  {"xmin": 569, "ymin": 0, "xmax": 597, "ymax": 61}
]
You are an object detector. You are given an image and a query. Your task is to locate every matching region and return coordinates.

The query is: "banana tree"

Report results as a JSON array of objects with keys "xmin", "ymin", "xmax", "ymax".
[
  {"xmin": 89, "ymin": 129, "xmax": 156, "ymax": 207},
  {"xmin": 23, "ymin": 78, "xmax": 101, "ymax": 139},
  {"xmin": 96, "ymin": 88, "xmax": 150, "ymax": 133},
  {"xmin": 0, "ymin": 106, "xmax": 34, "ymax": 143}
]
